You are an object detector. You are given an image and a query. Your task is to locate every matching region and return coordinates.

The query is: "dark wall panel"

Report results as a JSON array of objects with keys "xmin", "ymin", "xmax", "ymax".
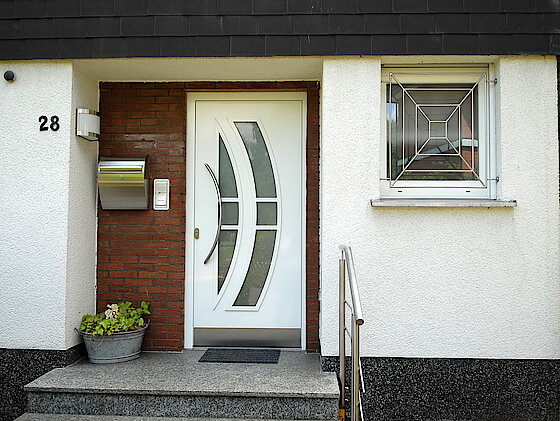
[
  {"xmin": 0, "ymin": 1, "xmax": 558, "ymax": 68},
  {"xmin": 322, "ymin": 356, "xmax": 560, "ymax": 421},
  {"xmin": 0, "ymin": 345, "xmax": 85, "ymax": 421}
]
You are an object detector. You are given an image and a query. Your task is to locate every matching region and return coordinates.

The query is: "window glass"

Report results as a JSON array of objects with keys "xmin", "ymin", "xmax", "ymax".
[{"xmin": 387, "ymin": 82, "xmax": 481, "ymax": 183}]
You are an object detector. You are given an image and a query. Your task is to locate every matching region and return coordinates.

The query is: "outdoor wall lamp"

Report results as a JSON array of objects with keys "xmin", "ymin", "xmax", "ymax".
[{"xmin": 76, "ymin": 108, "xmax": 100, "ymax": 141}]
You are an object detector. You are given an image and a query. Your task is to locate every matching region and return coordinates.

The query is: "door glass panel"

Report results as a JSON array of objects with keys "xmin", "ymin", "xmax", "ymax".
[
  {"xmin": 257, "ymin": 202, "xmax": 277, "ymax": 225},
  {"xmin": 219, "ymin": 135, "xmax": 238, "ymax": 198},
  {"xmin": 235, "ymin": 122, "xmax": 277, "ymax": 198},
  {"xmin": 218, "ymin": 230, "xmax": 237, "ymax": 293},
  {"xmin": 222, "ymin": 202, "xmax": 239, "ymax": 225},
  {"xmin": 233, "ymin": 230, "xmax": 276, "ymax": 306}
]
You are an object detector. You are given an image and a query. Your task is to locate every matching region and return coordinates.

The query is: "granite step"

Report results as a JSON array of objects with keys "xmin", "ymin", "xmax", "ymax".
[
  {"xmin": 17, "ymin": 414, "xmax": 334, "ymax": 421},
  {"xmin": 24, "ymin": 350, "xmax": 339, "ymax": 420}
]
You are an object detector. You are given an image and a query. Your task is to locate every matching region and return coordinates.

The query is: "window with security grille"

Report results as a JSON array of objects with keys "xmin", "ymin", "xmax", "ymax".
[{"xmin": 381, "ymin": 67, "xmax": 496, "ymax": 199}]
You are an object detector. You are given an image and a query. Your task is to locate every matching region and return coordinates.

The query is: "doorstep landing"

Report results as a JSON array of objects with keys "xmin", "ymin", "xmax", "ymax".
[{"xmin": 24, "ymin": 350, "xmax": 339, "ymax": 399}]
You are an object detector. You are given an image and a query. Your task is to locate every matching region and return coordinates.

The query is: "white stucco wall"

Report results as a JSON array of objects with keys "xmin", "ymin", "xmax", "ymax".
[
  {"xmin": 0, "ymin": 61, "xmax": 98, "ymax": 350},
  {"xmin": 1, "ymin": 55, "xmax": 557, "ymax": 357},
  {"xmin": 320, "ymin": 56, "xmax": 560, "ymax": 359},
  {"xmin": 65, "ymin": 66, "xmax": 98, "ymax": 348}
]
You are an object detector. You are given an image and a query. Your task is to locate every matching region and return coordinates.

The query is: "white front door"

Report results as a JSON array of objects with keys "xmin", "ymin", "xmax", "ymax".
[{"xmin": 186, "ymin": 93, "xmax": 306, "ymax": 348}]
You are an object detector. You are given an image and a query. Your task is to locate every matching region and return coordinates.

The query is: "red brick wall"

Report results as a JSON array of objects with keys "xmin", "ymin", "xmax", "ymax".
[
  {"xmin": 97, "ymin": 82, "xmax": 186, "ymax": 351},
  {"xmin": 304, "ymin": 83, "xmax": 321, "ymax": 352},
  {"xmin": 97, "ymin": 81, "xmax": 320, "ymax": 352}
]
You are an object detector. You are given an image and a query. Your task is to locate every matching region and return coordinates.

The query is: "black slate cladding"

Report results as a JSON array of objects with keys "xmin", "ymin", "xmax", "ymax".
[{"xmin": 0, "ymin": 0, "xmax": 558, "ymax": 59}]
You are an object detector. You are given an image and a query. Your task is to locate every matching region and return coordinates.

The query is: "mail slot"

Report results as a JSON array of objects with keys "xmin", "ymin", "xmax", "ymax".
[{"xmin": 98, "ymin": 157, "xmax": 149, "ymax": 210}]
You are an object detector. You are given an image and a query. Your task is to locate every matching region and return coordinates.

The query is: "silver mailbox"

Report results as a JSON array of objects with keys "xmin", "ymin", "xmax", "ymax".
[{"xmin": 98, "ymin": 157, "xmax": 149, "ymax": 210}]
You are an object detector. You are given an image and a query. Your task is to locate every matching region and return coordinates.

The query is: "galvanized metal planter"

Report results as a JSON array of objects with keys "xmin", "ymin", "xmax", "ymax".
[{"xmin": 79, "ymin": 323, "xmax": 149, "ymax": 364}]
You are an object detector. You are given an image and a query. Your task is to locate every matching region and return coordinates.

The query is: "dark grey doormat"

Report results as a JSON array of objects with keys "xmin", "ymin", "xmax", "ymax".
[{"xmin": 199, "ymin": 348, "xmax": 281, "ymax": 363}]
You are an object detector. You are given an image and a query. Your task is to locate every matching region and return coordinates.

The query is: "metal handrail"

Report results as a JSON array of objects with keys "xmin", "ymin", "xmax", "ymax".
[{"xmin": 339, "ymin": 245, "xmax": 364, "ymax": 421}]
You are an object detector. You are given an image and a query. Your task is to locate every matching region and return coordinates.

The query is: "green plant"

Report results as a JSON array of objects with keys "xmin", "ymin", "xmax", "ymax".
[{"xmin": 80, "ymin": 301, "xmax": 150, "ymax": 336}]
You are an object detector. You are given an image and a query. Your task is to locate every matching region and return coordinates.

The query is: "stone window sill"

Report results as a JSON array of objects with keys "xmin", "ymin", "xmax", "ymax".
[{"xmin": 370, "ymin": 199, "xmax": 517, "ymax": 208}]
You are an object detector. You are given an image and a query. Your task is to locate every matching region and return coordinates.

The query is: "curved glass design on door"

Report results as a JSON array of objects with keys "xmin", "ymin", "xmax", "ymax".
[
  {"xmin": 219, "ymin": 136, "xmax": 238, "ymax": 198},
  {"xmin": 233, "ymin": 121, "xmax": 278, "ymax": 307},
  {"xmin": 218, "ymin": 135, "xmax": 239, "ymax": 294},
  {"xmin": 222, "ymin": 202, "xmax": 239, "ymax": 225},
  {"xmin": 257, "ymin": 202, "xmax": 277, "ymax": 225},
  {"xmin": 235, "ymin": 122, "xmax": 277, "ymax": 198},
  {"xmin": 233, "ymin": 230, "xmax": 277, "ymax": 306},
  {"xmin": 218, "ymin": 230, "xmax": 237, "ymax": 293}
]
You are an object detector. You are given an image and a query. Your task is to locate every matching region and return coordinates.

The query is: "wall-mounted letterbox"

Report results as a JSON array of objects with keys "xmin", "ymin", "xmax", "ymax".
[{"xmin": 98, "ymin": 157, "xmax": 149, "ymax": 210}]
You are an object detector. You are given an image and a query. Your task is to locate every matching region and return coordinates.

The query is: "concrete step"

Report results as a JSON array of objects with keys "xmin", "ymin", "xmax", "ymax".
[
  {"xmin": 17, "ymin": 414, "xmax": 334, "ymax": 421},
  {"xmin": 24, "ymin": 350, "xmax": 339, "ymax": 420}
]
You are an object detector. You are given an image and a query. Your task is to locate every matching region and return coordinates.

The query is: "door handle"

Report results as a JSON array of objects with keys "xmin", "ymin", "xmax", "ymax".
[{"xmin": 204, "ymin": 163, "xmax": 222, "ymax": 264}]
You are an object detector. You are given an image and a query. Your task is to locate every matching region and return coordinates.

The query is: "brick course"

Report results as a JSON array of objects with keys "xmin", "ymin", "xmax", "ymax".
[{"xmin": 98, "ymin": 81, "xmax": 320, "ymax": 352}]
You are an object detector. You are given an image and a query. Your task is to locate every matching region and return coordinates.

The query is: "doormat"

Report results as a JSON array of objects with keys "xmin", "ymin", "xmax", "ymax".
[{"xmin": 199, "ymin": 348, "xmax": 281, "ymax": 364}]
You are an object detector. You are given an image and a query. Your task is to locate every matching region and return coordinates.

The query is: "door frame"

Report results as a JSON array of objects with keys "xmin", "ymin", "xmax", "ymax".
[{"xmin": 184, "ymin": 91, "xmax": 308, "ymax": 349}]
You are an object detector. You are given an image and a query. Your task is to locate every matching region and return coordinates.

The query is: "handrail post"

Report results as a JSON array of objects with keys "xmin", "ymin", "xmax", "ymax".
[
  {"xmin": 338, "ymin": 254, "xmax": 346, "ymax": 409},
  {"xmin": 352, "ymin": 316, "xmax": 360, "ymax": 421},
  {"xmin": 338, "ymin": 245, "xmax": 364, "ymax": 421}
]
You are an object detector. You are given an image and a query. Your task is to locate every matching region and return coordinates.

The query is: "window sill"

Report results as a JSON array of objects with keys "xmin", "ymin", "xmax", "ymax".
[{"xmin": 371, "ymin": 199, "xmax": 517, "ymax": 208}]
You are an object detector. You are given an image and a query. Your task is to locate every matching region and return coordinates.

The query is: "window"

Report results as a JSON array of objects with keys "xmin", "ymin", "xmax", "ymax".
[{"xmin": 381, "ymin": 67, "xmax": 495, "ymax": 199}]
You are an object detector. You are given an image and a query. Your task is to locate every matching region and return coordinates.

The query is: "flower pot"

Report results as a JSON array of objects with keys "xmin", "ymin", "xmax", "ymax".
[{"xmin": 79, "ymin": 323, "xmax": 149, "ymax": 364}]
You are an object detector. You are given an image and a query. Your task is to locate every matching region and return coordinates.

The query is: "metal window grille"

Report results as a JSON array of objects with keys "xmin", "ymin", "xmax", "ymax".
[{"xmin": 387, "ymin": 72, "xmax": 489, "ymax": 189}]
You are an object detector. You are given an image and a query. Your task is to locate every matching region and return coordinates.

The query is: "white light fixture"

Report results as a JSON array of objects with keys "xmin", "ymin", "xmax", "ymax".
[{"xmin": 76, "ymin": 108, "xmax": 100, "ymax": 141}]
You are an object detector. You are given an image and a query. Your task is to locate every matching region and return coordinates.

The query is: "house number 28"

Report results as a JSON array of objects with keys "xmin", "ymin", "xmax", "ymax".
[{"xmin": 39, "ymin": 115, "xmax": 60, "ymax": 131}]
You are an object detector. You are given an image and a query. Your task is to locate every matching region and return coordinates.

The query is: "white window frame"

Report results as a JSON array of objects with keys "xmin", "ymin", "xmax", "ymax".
[{"xmin": 380, "ymin": 66, "xmax": 497, "ymax": 199}]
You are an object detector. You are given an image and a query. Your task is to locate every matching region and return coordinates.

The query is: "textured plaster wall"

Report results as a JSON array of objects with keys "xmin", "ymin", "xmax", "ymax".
[
  {"xmin": 320, "ymin": 56, "xmax": 560, "ymax": 359},
  {"xmin": 0, "ymin": 61, "xmax": 98, "ymax": 350},
  {"xmin": 0, "ymin": 61, "xmax": 72, "ymax": 349},
  {"xmin": 65, "ymin": 65, "xmax": 98, "ymax": 348}
]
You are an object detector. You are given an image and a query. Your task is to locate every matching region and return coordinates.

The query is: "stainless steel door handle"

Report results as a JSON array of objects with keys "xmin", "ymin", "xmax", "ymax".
[{"xmin": 204, "ymin": 163, "xmax": 221, "ymax": 264}]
